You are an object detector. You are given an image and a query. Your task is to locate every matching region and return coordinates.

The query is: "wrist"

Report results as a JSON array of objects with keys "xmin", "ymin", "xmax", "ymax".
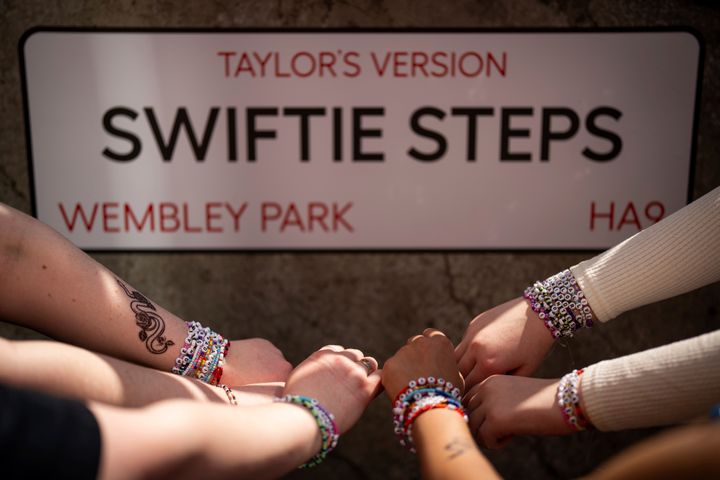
[
  {"xmin": 556, "ymin": 369, "xmax": 594, "ymax": 432},
  {"xmin": 171, "ymin": 321, "xmax": 229, "ymax": 385},
  {"xmin": 275, "ymin": 395, "xmax": 339, "ymax": 468},
  {"xmin": 523, "ymin": 269, "xmax": 598, "ymax": 339},
  {"xmin": 392, "ymin": 377, "xmax": 466, "ymax": 452},
  {"xmin": 414, "ymin": 407, "xmax": 473, "ymax": 449}
]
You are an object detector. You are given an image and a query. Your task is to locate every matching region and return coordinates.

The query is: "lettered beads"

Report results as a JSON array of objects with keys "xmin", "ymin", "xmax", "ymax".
[
  {"xmin": 171, "ymin": 321, "xmax": 230, "ymax": 385},
  {"xmin": 275, "ymin": 395, "xmax": 339, "ymax": 468},
  {"xmin": 557, "ymin": 369, "xmax": 592, "ymax": 431},
  {"xmin": 523, "ymin": 269, "xmax": 597, "ymax": 338},
  {"xmin": 392, "ymin": 377, "xmax": 467, "ymax": 453}
]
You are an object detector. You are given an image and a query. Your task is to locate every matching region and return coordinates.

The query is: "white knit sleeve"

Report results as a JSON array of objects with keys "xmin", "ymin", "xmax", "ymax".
[
  {"xmin": 580, "ymin": 329, "xmax": 720, "ymax": 431},
  {"xmin": 569, "ymin": 186, "xmax": 720, "ymax": 322}
]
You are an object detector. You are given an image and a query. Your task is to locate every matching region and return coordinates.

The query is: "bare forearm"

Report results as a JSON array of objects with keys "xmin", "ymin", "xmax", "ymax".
[
  {"xmin": 94, "ymin": 401, "xmax": 321, "ymax": 479},
  {"xmin": 0, "ymin": 204, "xmax": 187, "ymax": 371},
  {"xmin": 414, "ymin": 409, "xmax": 501, "ymax": 480},
  {"xmin": 0, "ymin": 338, "xmax": 281, "ymax": 407}
]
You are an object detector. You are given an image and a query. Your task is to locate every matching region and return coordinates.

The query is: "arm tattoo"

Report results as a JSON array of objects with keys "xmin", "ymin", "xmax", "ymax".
[
  {"xmin": 444, "ymin": 437, "xmax": 473, "ymax": 460},
  {"xmin": 117, "ymin": 278, "xmax": 174, "ymax": 354}
]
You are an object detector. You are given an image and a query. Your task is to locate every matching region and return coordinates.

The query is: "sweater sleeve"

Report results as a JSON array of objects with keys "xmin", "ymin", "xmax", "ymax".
[
  {"xmin": 569, "ymin": 186, "xmax": 720, "ymax": 322},
  {"xmin": 580, "ymin": 329, "xmax": 720, "ymax": 431}
]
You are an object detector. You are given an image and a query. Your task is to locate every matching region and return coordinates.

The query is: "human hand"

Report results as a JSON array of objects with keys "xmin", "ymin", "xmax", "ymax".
[
  {"xmin": 455, "ymin": 297, "xmax": 555, "ymax": 392},
  {"xmin": 282, "ymin": 345, "xmax": 382, "ymax": 434},
  {"xmin": 382, "ymin": 328, "xmax": 464, "ymax": 401},
  {"xmin": 465, "ymin": 375, "xmax": 571, "ymax": 448},
  {"xmin": 222, "ymin": 338, "xmax": 293, "ymax": 386}
]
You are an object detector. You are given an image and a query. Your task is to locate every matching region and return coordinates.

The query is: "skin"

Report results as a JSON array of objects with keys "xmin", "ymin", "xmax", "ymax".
[
  {"xmin": 382, "ymin": 328, "xmax": 500, "ymax": 480},
  {"xmin": 584, "ymin": 423, "xmax": 720, "ymax": 480},
  {"xmin": 455, "ymin": 297, "xmax": 555, "ymax": 389},
  {"xmin": 0, "ymin": 203, "xmax": 292, "ymax": 386},
  {"xmin": 465, "ymin": 375, "xmax": 572, "ymax": 449},
  {"xmin": 0, "ymin": 336, "xmax": 282, "ymax": 407},
  {"xmin": 93, "ymin": 346, "xmax": 381, "ymax": 479}
]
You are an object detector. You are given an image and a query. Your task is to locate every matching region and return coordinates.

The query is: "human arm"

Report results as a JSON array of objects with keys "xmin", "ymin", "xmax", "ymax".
[
  {"xmin": 382, "ymin": 328, "xmax": 500, "ymax": 480},
  {"xmin": 414, "ymin": 409, "xmax": 500, "ymax": 480},
  {"xmin": 585, "ymin": 422, "xmax": 720, "ymax": 480},
  {"xmin": 94, "ymin": 399, "xmax": 326, "ymax": 479},
  {"xmin": 464, "ymin": 330, "xmax": 720, "ymax": 447},
  {"xmin": 97, "ymin": 345, "xmax": 380, "ymax": 479},
  {"xmin": 457, "ymin": 186, "xmax": 720, "ymax": 388},
  {"xmin": 4, "ymin": 345, "xmax": 379, "ymax": 480},
  {"xmin": 0, "ymin": 203, "xmax": 291, "ymax": 385},
  {"xmin": 0, "ymin": 336, "xmax": 281, "ymax": 407},
  {"xmin": 580, "ymin": 329, "xmax": 720, "ymax": 431}
]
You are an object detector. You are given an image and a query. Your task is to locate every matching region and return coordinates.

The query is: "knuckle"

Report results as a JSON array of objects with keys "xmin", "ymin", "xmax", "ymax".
[
  {"xmin": 277, "ymin": 358, "xmax": 293, "ymax": 374},
  {"xmin": 478, "ymin": 355, "xmax": 494, "ymax": 369}
]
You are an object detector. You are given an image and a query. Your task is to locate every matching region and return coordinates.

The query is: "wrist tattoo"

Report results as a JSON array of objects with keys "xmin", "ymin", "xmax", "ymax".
[
  {"xmin": 444, "ymin": 437, "xmax": 473, "ymax": 460},
  {"xmin": 117, "ymin": 279, "xmax": 174, "ymax": 354}
]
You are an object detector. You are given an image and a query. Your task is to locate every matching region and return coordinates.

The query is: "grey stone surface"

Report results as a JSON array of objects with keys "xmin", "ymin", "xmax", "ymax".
[{"xmin": 1, "ymin": 1, "xmax": 719, "ymax": 478}]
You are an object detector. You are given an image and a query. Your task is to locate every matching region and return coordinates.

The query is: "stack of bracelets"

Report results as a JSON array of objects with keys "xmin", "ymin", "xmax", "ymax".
[
  {"xmin": 275, "ymin": 395, "xmax": 339, "ymax": 468},
  {"xmin": 523, "ymin": 269, "xmax": 597, "ymax": 339},
  {"xmin": 392, "ymin": 377, "xmax": 467, "ymax": 453},
  {"xmin": 171, "ymin": 321, "xmax": 230, "ymax": 386},
  {"xmin": 556, "ymin": 369, "xmax": 592, "ymax": 431}
]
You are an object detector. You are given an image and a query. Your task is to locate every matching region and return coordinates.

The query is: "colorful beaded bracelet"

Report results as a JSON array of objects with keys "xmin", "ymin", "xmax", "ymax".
[
  {"xmin": 557, "ymin": 369, "xmax": 592, "ymax": 431},
  {"xmin": 171, "ymin": 321, "xmax": 230, "ymax": 385},
  {"xmin": 275, "ymin": 394, "xmax": 339, "ymax": 468},
  {"xmin": 524, "ymin": 269, "xmax": 597, "ymax": 338},
  {"xmin": 392, "ymin": 377, "xmax": 468, "ymax": 453}
]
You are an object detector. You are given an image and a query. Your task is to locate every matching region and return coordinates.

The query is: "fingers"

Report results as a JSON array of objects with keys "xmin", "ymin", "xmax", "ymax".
[
  {"xmin": 359, "ymin": 356, "xmax": 379, "ymax": 375},
  {"xmin": 406, "ymin": 334, "xmax": 423, "ymax": 344},
  {"xmin": 422, "ymin": 327, "xmax": 447, "ymax": 338},
  {"xmin": 319, "ymin": 344, "xmax": 345, "ymax": 352},
  {"xmin": 366, "ymin": 370, "xmax": 384, "ymax": 398},
  {"xmin": 406, "ymin": 328, "xmax": 450, "ymax": 344},
  {"xmin": 463, "ymin": 382, "xmax": 482, "ymax": 405},
  {"xmin": 464, "ymin": 363, "xmax": 491, "ymax": 393},
  {"xmin": 457, "ymin": 351, "xmax": 476, "ymax": 378},
  {"xmin": 469, "ymin": 406, "xmax": 485, "ymax": 443},
  {"xmin": 318, "ymin": 345, "xmax": 378, "ymax": 376},
  {"xmin": 455, "ymin": 336, "xmax": 469, "ymax": 362},
  {"xmin": 340, "ymin": 348, "xmax": 364, "ymax": 362}
]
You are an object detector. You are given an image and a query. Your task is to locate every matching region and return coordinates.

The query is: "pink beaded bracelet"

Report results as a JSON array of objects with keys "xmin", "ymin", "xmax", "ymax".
[{"xmin": 557, "ymin": 369, "xmax": 593, "ymax": 431}]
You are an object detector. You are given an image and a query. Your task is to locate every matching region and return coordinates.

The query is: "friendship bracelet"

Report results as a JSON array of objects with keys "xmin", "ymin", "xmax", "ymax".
[
  {"xmin": 404, "ymin": 400, "xmax": 467, "ymax": 452},
  {"xmin": 557, "ymin": 369, "xmax": 592, "ymax": 431},
  {"xmin": 523, "ymin": 269, "xmax": 597, "ymax": 338},
  {"xmin": 219, "ymin": 384, "xmax": 237, "ymax": 406},
  {"xmin": 392, "ymin": 377, "xmax": 468, "ymax": 453},
  {"xmin": 275, "ymin": 394, "xmax": 339, "ymax": 468},
  {"xmin": 171, "ymin": 321, "xmax": 230, "ymax": 385}
]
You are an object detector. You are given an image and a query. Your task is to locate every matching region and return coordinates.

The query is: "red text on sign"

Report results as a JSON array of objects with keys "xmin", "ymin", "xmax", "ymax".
[
  {"xmin": 590, "ymin": 201, "xmax": 665, "ymax": 231},
  {"xmin": 261, "ymin": 201, "xmax": 354, "ymax": 233}
]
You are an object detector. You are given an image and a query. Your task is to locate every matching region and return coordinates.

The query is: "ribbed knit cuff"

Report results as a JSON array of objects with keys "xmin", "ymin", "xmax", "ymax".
[
  {"xmin": 581, "ymin": 330, "xmax": 720, "ymax": 431},
  {"xmin": 571, "ymin": 186, "xmax": 720, "ymax": 323}
]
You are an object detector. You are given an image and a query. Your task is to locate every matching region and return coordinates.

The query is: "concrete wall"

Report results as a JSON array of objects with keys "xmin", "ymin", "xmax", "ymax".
[{"xmin": 1, "ymin": 1, "xmax": 719, "ymax": 478}]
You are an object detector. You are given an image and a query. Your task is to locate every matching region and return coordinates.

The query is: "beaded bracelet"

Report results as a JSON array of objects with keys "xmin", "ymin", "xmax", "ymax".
[
  {"xmin": 171, "ymin": 321, "xmax": 230, "ymax": 385},
  {"xmin": 275, "ymin": 394, "xmax": 339, "ymax": 468},
  {"xmin": 219, "ymin": 384, "xmax": 238, "ymax": 406},
  {"xmin": 392, "ymin": 377, "xmax": 468, "ymax": 453},
  {"xmin": 524, "ymin": 269, "xmax": 597, "ymax": 338},
  {"xmin": 557, "ymin": 369, "xmax": 592, "ymax": 431}
]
